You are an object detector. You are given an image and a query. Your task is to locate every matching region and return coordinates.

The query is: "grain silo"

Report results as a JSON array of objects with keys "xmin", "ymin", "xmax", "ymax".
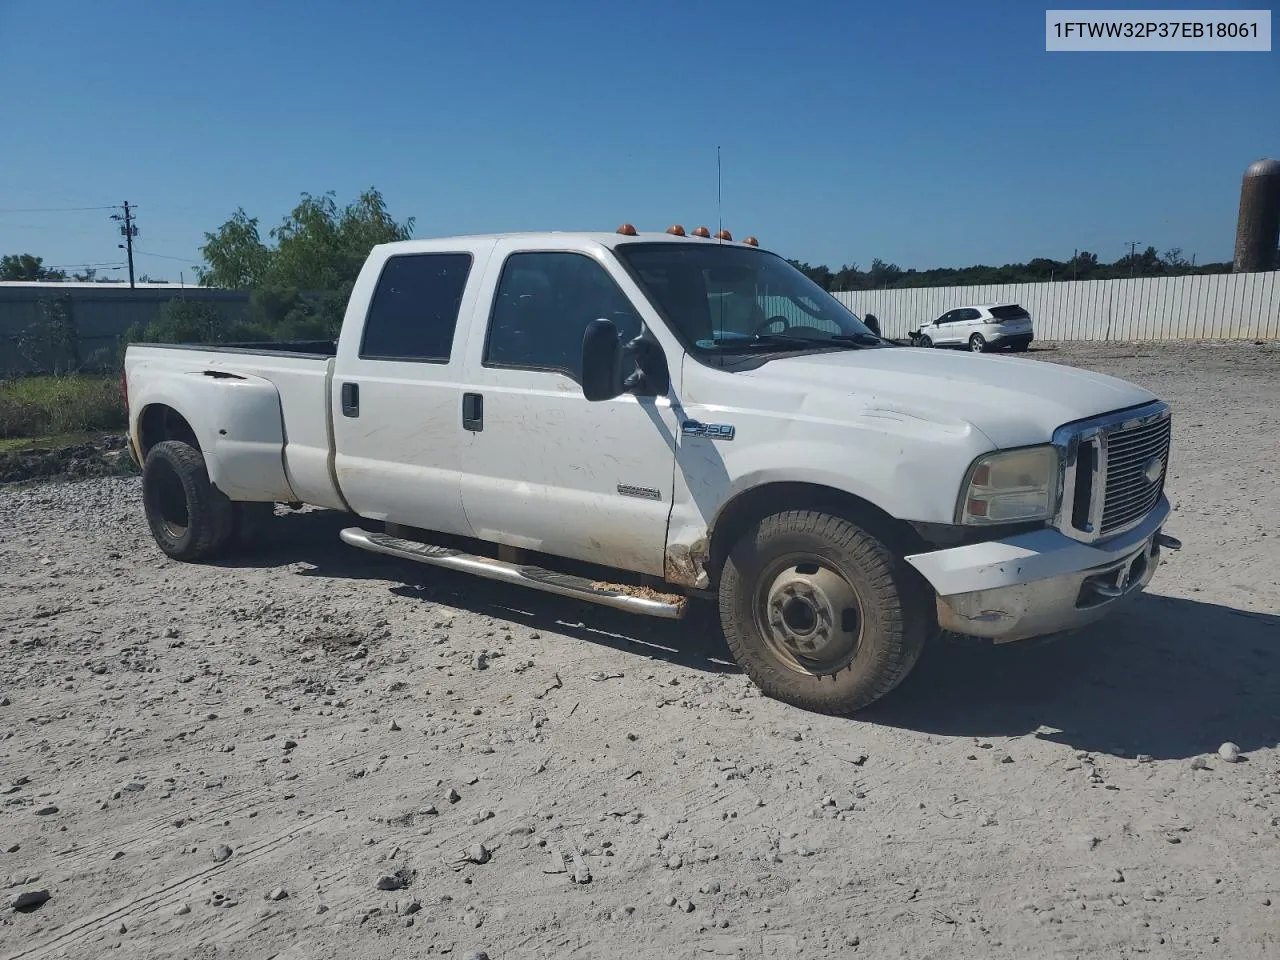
[{"xmin": 1233, "ymin": 158, "xmax": 1280, "ymax": 273}]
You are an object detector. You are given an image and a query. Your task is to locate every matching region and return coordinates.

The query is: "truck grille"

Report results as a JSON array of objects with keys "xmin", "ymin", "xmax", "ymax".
[
  {"xmin": 1099, "ymin": 416, "xmax": 1172, "ymax": 535},
  {"xmin": 1054, "ymin": 401, "xmax": 1171, "ymax": 543}
]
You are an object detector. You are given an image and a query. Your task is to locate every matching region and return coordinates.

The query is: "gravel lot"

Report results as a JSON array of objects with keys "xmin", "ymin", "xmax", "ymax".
[{"xmin": 2, "ymin": 341, "xmax": 1278, "ymax": 959}]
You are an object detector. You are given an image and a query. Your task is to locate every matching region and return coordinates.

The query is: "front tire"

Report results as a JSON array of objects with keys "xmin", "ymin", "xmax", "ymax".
[
  {"xmin": 917, "ymin": 334, "xmax": 932, "ymax": 348},
  {"xmin": 718, "ymin": 510, "xmax": 928, "ymax": 715},
  {"xmin": 141, "ymin": 440, "xmax": 235, "ymax": 562}
]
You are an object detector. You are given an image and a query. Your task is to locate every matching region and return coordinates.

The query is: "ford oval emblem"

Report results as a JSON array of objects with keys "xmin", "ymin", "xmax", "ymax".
[{"xmin": 1143, "ymin": 456, "xmax": 1165, "ymax": 485}]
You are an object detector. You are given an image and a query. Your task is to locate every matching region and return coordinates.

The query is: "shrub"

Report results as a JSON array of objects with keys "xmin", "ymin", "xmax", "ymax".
[{"xmin": 0, "ymin": 375, "xmax": 126, "ymax": 439}]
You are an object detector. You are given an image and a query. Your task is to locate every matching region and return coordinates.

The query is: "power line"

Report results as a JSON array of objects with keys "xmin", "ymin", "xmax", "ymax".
[
  {"xmin": 0, "ymin": 205, "xmax": 120, "ymax": 213},
  {"xmin": 136, "ymin": 250, "xmax": 199, "ymax": 262}
]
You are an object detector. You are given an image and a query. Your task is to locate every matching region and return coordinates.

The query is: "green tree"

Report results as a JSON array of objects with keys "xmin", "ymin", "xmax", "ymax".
[
  {"xmin": 196, "ymin": 209, "xmax": 271, "ymax": 288},
  {"xmin": 1, "ymin": 253, "xmax": 67, "ymax": 281},
  {"xmin": 867, "ymin": 258, "xmax": 903, "ymax": 289},
  {"xmin": 789, "ymin": 246, "xmax": 1231, "ymax": 292},
  {"xmin": 197, "ymin": 188, "xmax": 413, "ymax": 292},
  {"xmin": 1161, "ymin": 248, "xmax": 1189, "ymax": 274},
  {"xmin": 197, "ymin": 188, "xmax": 413, "ymax": 338}
]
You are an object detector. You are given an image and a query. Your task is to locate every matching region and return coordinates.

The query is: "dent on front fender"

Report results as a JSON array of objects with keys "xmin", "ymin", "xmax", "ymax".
[{"xmin": 665, "ymin": 537, "xmax": 710, "ymax": 589}]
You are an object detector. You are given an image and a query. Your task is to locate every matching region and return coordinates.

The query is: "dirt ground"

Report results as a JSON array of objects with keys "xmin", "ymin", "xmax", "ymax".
[{"xmin": 2, "ymin": 341, "xmax": 1278, "ymax": 960}]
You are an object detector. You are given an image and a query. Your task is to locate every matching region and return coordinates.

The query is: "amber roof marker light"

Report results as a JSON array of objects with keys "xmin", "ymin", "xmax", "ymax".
[
  {"xmin": 666, "ymin": 225, "xmax": 686, "ymax": 236},
  {"xmin": 714, "ymin": 229, "xmax": 733, "ymax": 241},
  {"xmin": 616, "ymin": 223, "xmax": 638, "ymax": 236},
  {"xmin": 692, "ymin": 226, "xmax": 711, "ymax": 238},
  {"xmin": 743, "ymin": 236, "xmax": 759, "ymax": 247}
]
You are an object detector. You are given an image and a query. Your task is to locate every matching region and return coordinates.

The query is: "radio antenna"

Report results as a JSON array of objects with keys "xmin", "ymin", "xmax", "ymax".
[{"xmin": 716, "ymin": 146, "xmax": 723, "ymax": 241}]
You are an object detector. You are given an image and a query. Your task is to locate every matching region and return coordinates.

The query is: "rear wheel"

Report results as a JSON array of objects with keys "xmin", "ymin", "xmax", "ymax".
[
  {"xmin": 718, "ymin": 510, "xmax": 928, "ymax": 714},
  {"xmin": 969, "ymin": 334, "xmax": 987, "ymax": 353},
  {"xmin": 142, "ymin": 440, "xmax": 234, "ymax": 562}
]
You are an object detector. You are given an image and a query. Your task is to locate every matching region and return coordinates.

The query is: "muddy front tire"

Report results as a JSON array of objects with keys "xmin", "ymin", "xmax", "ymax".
[
  {"xmin": 141, "ymin": 440, "xmax": 235, "ymax": 562},
  {"xmin": 718, "ymin": 510, "xmax": 927, "ymax": 715}
]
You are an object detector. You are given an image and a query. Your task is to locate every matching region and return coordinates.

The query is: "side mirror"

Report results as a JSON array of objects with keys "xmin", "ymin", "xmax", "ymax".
[{"xmin": 581, "ymin": 319, "xmax": 624, "ymax": 402}]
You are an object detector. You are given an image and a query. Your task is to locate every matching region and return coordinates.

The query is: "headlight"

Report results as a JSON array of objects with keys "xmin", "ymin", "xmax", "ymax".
[{"xmin": 957, "ymin": 445, "xmax": 1060, "ymax": 525}]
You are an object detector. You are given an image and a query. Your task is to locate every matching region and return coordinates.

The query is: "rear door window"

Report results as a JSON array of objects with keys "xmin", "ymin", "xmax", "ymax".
[{"xmin": 360, "ymin": 253, "xmax": 473, "ymax": 361}]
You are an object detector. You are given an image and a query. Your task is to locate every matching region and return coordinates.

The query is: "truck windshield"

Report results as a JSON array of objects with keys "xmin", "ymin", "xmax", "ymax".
[{"xmin": 613, "ymin": 242, "xmax": 877, "ymax": 354}]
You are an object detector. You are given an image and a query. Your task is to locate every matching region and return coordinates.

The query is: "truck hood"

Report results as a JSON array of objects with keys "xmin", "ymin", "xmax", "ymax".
[{"xmin": 737, "ymin": 347, "xmax": 1157, "ymax": 449}]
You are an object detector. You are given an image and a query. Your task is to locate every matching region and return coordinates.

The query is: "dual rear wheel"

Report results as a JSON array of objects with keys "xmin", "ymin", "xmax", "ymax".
[{"xmin": 142, "ymin": 440, "xmax": 272, "ymax": 561}]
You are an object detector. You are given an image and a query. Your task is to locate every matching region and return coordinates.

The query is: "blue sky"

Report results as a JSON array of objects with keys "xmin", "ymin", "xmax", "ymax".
[{"xmin": 0, "ymin": 0, "xmax": 1275, "ymax": 279}]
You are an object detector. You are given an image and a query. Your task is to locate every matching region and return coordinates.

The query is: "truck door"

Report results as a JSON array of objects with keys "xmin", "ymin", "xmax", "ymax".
[
  {"xmin": 331, "ymin": 247, "xmax": 489, "ymax": 537},
  {"xmin": 457, "ymin": 243, "xmax": 678, "ymax": 576}
]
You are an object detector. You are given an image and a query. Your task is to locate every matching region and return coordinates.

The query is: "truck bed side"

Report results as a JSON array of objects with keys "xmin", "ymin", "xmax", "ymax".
[{"xmin": 124, "ymin": 343, "xmax": 347, "ymax": 510}]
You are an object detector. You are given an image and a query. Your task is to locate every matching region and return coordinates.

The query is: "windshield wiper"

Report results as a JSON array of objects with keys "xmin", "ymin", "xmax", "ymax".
[
  {"xmin": 712, "ymin": 333, "xmax": 821, "ymax": 351},
  {"xmin": 827, "ymin": 333, "xmax": 882, "ymax": 346},
  {"xmin": 711, "ymin": 332, "xmax": 877, "ymax": 352}
]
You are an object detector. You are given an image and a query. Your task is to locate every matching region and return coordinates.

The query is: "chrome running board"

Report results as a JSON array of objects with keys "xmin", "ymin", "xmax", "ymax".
[{"xmin": 339, "ymin": 528, "xmax": 686, "ymax": 620}]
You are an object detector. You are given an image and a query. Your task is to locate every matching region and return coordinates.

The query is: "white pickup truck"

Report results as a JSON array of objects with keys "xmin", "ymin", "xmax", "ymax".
[{"xmin": 123, "ymin": 227, "xmax": 1181, "ymax": 714}]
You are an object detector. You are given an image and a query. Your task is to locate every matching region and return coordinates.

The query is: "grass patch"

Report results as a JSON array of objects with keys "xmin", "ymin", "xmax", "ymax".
[
  {"xmin": 0, "ymin": 375, "xmax": 126, "ymax": 440},
  {"xmin": 0, "ymin": 431, "xmax": 112, "ymax": 453}
]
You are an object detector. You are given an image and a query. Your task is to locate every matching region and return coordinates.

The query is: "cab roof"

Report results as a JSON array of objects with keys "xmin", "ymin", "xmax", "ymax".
[{"xmin": 371, "ymin": 231, "xmax": 769, "ymax": 255}]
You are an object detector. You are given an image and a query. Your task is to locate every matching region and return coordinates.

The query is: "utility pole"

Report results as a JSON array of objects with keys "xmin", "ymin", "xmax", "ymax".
[
  {"xmin": 1126, "ymin": 240, "xmax": 1140, "ymax": 277},
  {"xmin": 111, "ymin": 201, "xmax": 138, "ymax": 288}
]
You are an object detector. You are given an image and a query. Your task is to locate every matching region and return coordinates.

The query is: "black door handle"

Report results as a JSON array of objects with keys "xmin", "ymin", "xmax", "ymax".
[
  {"xmin": 341, "ymin": 382, "xmax": 359, "ymax": 418},
  {"xmin": 462, "ymin": 392, "xmax": 483, "ymax": 432}
]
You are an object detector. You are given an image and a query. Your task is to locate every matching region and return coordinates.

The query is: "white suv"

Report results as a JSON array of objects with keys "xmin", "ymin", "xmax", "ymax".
[{"xmin": 911, "ymin": 303, "xmax": 1034, "ymax": 353}]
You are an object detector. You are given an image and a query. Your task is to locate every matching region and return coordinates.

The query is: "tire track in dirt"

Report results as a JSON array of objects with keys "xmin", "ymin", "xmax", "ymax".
[{"xmin": 6, "ymin": 814, "xmax": 336, "ymax": 960}]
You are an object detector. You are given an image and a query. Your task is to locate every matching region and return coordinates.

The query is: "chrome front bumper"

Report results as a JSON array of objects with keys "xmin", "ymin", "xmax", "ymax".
[{"xmin": 905, "ymin": 498, "xmax": 1178, "ymax": 644}]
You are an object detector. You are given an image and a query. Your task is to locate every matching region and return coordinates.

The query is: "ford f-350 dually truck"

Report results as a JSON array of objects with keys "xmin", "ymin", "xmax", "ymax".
[{"xmin": 122, "ymin": 227, "xmax": 1181, "ymax": 714}]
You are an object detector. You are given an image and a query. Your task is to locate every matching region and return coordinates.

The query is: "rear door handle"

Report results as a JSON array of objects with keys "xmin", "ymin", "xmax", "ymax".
[
  {"xmin": 341, "ymin": 382, "xmax": 359, "ymax": 418},
  {"xmin": 462, "ymin": 392, "xmax": 483, "ymax": 432}
]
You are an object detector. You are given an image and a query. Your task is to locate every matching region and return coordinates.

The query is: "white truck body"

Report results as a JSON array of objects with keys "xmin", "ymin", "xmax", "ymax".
[{"xmin": 123, "ymin": 230, "xmax": 1179, "ymax": 712}]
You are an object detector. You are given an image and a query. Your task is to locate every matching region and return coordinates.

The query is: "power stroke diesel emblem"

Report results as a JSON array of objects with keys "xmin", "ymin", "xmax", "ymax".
[{"xmin": 616, "ymin": 484, "xmax": 662, "ymax": 501}]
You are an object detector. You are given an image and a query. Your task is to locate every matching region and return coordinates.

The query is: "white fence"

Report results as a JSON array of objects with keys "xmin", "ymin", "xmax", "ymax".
[{"xmin": 832, "ymin": 270, "xmax": 1280, "ymax": 342}]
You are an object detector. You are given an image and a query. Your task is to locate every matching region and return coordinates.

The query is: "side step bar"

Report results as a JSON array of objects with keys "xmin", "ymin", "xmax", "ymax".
[{"xmin": 339, "ymin": 528, "xmax": 687, "ymax": 620}]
